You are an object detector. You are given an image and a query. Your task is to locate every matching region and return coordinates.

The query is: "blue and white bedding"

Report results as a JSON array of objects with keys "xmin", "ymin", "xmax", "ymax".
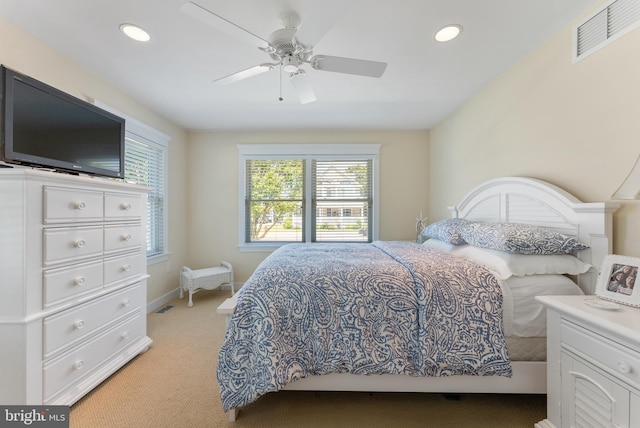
[{"xmin": 217, "ymin": 241, "xmax": 512, "ymax": 411}]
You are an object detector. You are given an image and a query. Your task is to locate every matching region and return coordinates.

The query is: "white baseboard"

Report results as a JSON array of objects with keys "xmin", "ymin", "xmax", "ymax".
[
  {"xmin": 146, "ymin": 288, "xmax": 180, "ymax": 313},
  {"xmin": 223, "ymin": 282, "xmax": 244, "ymax": 292},
  {"xmin": 146, "ymin": 282, "xmax": 244, "ymax": 313}
]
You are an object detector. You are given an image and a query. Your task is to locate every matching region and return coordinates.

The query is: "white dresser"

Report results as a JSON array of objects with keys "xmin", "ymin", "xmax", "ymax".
[
  {"xmin": 0, "ymin": 168, "xmax": 153, "ymax": 405},
  {"xmin": 536, "ymin": 295, "xmax": 640, "ymax": 428}
]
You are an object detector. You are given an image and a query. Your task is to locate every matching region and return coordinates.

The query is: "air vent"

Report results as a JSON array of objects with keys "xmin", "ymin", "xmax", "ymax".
[{"xmin": 574, "ymin": 0, "xmax": 640, "ymax": 61}]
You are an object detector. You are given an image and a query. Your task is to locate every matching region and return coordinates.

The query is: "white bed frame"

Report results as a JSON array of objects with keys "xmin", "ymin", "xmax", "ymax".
[{"xmin": 220, "ymin": 177, "xmax": 619, "ymax": 421}]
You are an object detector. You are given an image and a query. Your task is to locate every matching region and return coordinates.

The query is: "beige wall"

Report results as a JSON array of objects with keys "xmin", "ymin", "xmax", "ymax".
[
  {"xmin": 8, "ymin": 1, "xmax": 637, "ymax": 296},
  {"xmin": 185, "ymin": 130, "xmax": 429, "ymax": 281},
  {"xmin": 429, "ymin": 7, "xmax": 640, "ymax": 258},
  {"xmin": 0, "ymin": 18, "xmax": 190, "ymax": 304}
]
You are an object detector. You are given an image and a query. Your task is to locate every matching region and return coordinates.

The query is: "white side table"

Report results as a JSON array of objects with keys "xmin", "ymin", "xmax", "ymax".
[
  {"xmin": 536, "ymin": 295, "xmax": 640, "ymax": 428},
  {"xmin": 180, "ymin": 261, "xmax": 234, "ymax": 307}
]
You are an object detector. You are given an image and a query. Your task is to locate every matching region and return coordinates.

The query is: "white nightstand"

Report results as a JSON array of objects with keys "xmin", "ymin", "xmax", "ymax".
[{"xmin": 536, "ymin": 295, "xmax": 640, "ymax": 428}]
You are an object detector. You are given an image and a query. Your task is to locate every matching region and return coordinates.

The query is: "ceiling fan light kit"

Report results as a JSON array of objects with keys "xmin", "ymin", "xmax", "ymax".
[
  {"xmin": 282, "ymin": 55, "xmax": 299, "ymax": 73},
  {"xmin": 180, "ymin": 1, "xmax": 388, "ymax": 104}
]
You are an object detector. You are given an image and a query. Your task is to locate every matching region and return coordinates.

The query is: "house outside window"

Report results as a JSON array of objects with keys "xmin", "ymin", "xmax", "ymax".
[{"xmin": 238, "ymin": 144, "xmax": 380, "ymax": 252}]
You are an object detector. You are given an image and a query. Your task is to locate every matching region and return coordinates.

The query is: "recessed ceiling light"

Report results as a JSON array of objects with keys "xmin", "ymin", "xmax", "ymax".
[
  {"xmin": 120, "ymin": 24, "xmax": 151, "ymax": 42},
  {"xmin": 435, "ymin": 24, "xmax": 462, "ymax": 42}
]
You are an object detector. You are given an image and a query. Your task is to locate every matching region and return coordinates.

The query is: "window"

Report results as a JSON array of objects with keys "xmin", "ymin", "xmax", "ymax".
[
  {"xmin": 125, "ymin": 131, "xmax": 168, "ymax": 260},
  {"xmin": 239, "ymin": 144, "xmax": 379, "ymax": 251},
  {"xmin": 312, "ymin": 159, "xmax": 372, "ymax": 242},
  {"xmin": 94, "ymin": 101, "xmax": 170, "ymax": 263}
]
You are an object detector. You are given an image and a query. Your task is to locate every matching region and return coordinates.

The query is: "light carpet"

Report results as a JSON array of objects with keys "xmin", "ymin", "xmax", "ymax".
[{"xmin": 70, "ymin": 290, "xmax": 546, "ymax": 427}]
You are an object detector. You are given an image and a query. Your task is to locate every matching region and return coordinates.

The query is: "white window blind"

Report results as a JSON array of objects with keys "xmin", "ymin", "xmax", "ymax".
[
  {"xmin": 245, "ymin": 159, "xmax": 304, "ymax": 243},
  {"xmin": 125, "ymin": 135, "xmax": 165, "ymax": 257},
  {"xmin": 312, "ymin": 159, "xmax": 372, "ymax": 242}
]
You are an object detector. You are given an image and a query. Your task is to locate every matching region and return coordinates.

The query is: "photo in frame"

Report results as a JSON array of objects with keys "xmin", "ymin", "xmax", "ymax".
[{"xmin": 595, "ymin": 254, "xmax": 640, "ymax": 307}]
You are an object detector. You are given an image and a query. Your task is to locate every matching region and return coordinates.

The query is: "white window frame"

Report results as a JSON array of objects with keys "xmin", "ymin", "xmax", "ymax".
[
  {"xmin": 94, "ymin": 101, "xmax": 170, "ymax": 265},
  {"xmin": 238, "ymin": 144, "xmax": 380, "ymax": 252}
]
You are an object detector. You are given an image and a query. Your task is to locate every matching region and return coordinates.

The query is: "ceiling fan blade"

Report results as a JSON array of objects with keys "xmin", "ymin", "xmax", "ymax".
[
  {"xmin": 294, "ymin": 0, "xmax": 349, "ymax": 49},
  {"xmin": 180, "ymin": 2, "xmax": 270, "ymax": 49},
  {"xmin": 290, "ymin": 71, "xmax": 317, "ymax": 104},
  {"xmin": 311, "ymin": 55, "xmax": 387, "ymax": 78},
  {"xmin": 213, "ymin": 64, "xmax": 274, "ymax": 85}
]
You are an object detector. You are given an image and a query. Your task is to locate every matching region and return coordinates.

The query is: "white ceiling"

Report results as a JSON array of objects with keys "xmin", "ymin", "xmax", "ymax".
[{"xmin": 1, "ymin": 0, "xmax": 596, "ymax": 130}]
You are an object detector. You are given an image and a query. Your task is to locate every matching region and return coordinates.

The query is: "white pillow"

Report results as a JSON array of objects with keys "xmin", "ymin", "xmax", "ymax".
[
  {"xmin": 422, "ymin": 239, "xmax": 467, "ymax": 253},
  {"xmin": 454, "ymin": 245, "xmax": 592, "ymax": 280}
]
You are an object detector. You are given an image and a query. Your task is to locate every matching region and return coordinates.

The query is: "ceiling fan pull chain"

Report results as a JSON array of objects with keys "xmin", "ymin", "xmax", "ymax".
[{"xmin": 279, "ymin": 65, "xmax": 284, "ymax": 101}]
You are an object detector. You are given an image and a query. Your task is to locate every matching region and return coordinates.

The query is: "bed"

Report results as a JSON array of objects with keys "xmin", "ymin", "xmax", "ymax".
[{"xmin": 217, "ymin": 177, "xmax": 619, "ymax": 421}]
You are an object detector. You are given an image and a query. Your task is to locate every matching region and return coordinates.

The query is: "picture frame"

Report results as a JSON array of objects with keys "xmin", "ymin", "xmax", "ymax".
[{"xmin": 595, "ymin": 254, "xmax": 640, "ymax": 307}]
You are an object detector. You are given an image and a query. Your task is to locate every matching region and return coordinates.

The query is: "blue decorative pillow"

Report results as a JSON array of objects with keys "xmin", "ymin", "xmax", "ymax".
[
  {"xmin": 421, "ymin": 218, "xmax": 470, "ymax": 245},
  {"xmin": 459, "ymin": 221, "xmax": 589, "ymax": 255}
]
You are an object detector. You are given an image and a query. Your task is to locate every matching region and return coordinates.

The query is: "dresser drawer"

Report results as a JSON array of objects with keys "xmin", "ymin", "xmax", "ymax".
[
  {"xmin": 43, "ymin": 285, "xmax": 144, "ymax": 357},
  {"xmin": 43, "ymin": 226, "xmax": 103, "ymax": 266},
  {"xmin": 44, "ymin": 186, "xmax": 103, "ymax": 224},
  {"xmin": 104, "ymin": 224, "xmax": 143, "ymax": 254},
  {"xmin": 562, "ymin": 320, "xmax": 640, "ymax": 389},
  {"xmin": 104, "ymin": 252, "xmax": 144, "ymax": 285},
  {"xmin": 43, "ymin": 260, "xmax": 103, "ymax": 308},
  {"xmin": 43, "ymin": 312, "xmax": 145, "ymax": 402},
  {"xmin": 104, "ymin": 193, "xmax": 142, "ymax": 221}
]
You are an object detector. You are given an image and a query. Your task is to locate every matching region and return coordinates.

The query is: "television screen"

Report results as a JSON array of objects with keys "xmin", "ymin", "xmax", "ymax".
[{"xmin": 1, "ymin": 65, "xmax": 125, "ymax": 178}]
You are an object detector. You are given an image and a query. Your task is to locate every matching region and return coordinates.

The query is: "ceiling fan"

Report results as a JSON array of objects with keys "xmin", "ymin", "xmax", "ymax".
[{"xmin": 180, "ymin": 0, "xmax": 388, "ymax": 104}]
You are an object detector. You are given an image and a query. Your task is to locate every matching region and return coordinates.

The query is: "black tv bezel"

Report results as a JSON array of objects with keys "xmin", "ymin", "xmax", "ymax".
[{"xmin": 0, "ymin": 65, "xmax": 125, "ymax": 179}]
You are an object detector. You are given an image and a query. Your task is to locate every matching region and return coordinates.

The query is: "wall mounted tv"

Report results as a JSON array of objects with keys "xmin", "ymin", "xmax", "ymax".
[{"xmin": 1, "ymin": 65, "xmax": 125, "ymax": 178}]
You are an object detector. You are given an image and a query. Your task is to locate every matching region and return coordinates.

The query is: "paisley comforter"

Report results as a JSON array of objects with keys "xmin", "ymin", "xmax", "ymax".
[{"xmin": 217, "ymin": 241, "xmax": 511, "ymax": 411}]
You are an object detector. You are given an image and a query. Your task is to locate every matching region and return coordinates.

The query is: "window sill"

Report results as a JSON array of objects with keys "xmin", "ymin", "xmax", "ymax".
[
  {"xmin": 238, "ymin": 243, "xmax": 287, "ymax": 253},
  {"xmin": 147, "ymin": 252, "xmax": 170, "ymax": 265}
]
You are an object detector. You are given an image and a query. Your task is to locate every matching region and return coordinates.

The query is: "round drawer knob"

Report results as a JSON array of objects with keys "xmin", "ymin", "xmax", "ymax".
[
  {"xmin": 74, "ymin": 277, "xmax": 85, "ymax": 286},
  {"xmin": 75, "ymin": 320, "xmax": 85, "ymax": 330},
  {"xmin": 122, "ymin": 298, "xmax": 131, "ymax": 307},
  {"xmin": 122, "ymin": 332, "xmax": 130, "ymax": 340},
  {"xmin": 74, "ymin": 239, "xmax": 86, "ymax": 248},
  {"xmin": 121, "ymin": 234, "xmax": 132, "ymax": 241},
  {"xmin": 74, "ymin": 360, "xmax": 84, "ymax": 370},
  {"xmin": 122, "ymin": 264, "xmax": 131, "ymax": 272},
  {"xmin": 121, "ymin": 203, "xmax": 132, "ymax": 210},
  {"xmin": 617, "ymin": 361, "xmax": 632, "ymax": 374},
  {"xmin": 75, "ymin": 201, "xmax": 86, "ymax": 210}
]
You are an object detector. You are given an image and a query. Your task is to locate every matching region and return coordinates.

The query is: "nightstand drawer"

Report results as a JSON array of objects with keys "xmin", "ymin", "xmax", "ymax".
[{"xmin": 562, "ymin": 320, "xmax": 640, "ymax": 389}]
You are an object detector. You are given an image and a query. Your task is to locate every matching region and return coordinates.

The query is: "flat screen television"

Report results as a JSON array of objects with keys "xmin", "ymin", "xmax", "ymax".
[{"xmin": 1, "ymin": 65, "xmax": 125, "ymax": 178}]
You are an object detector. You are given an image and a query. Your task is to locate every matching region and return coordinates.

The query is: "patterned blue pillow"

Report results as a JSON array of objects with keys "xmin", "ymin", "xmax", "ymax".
[
  {"xmin": 421, "ymin": 218, "xmax": 470, "ymax": 245},
  {"xmin": 459, "ymin": 221, "xmax": 589, "ymax": 255}
]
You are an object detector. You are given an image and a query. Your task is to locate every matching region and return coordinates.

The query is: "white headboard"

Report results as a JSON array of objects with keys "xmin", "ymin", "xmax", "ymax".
[{"xmin": 447, "ymin": 177, "xmax": 619, "ymax": 294}]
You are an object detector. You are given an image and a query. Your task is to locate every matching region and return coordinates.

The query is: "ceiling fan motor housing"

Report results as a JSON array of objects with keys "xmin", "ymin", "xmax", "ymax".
[{"xmin": 268, "ymin": 28, "xmax": 297, "ymax": 58}]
